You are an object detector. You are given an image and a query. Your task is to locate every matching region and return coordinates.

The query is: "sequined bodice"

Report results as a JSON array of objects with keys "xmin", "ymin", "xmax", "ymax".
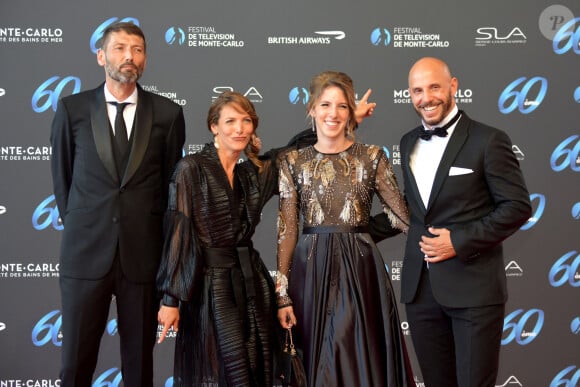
[
  {"xmin": 278, "ymin": 143, "xmax": 407, "ymax": 228},
  {"xmin": 276, "ymin": 143, "xmax": 409, "ymax": 289}
]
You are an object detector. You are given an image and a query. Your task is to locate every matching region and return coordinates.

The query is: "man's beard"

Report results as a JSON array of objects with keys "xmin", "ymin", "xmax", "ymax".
[
  {"xmin": 105, "ymin": 62, "xmax": 142, "ymax": 84},
  {"xmin": 414, "ymin": 92, "xmax": 453, "ymax": 126}
]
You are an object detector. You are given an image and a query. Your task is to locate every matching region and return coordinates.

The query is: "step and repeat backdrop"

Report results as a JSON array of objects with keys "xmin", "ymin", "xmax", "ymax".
[{"xmin": 1, "ymin": 0, "xmax": 579, "ymax": 385}]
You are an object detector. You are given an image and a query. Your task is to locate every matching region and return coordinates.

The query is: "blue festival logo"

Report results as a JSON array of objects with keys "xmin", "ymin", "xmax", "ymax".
[
  {"xmin": 289, "ymin": 87, "xmax": 309, "ymax": 105},
  {"xmin": 498, "ymin": 76, "xmax": 547, "ymax": 114},
  {"xmin": 550, "ymin": 366, "xmax": 580, "ymax": 387},
  {"xmin": 165, "ymin": 27, "xmax": 186, "ymax": 45},
  {"xmin": 574, "ymin": 86, "xmax": 580, "ymax": 103},
  {"xmin": 90, "ymin": 17, "xmax": 140, "ymax": 54},
  {"xmin": 520, "ymin": 193, "xmax": 545, "ymax": 230},
  {"xmin": 548, "ymin": 250, "xmax": 580, "ymax": 287},
  {"xmin": 502, "ymin": 308, "xmax": 544, "ymax": 345},
  {"xmin": 32, "ymin": 76, "xmax": 81, "ymax": 113},
  {"xmin": 93, "ymin": 367, "xmax": 123, "ymax": 387},
  {"xmin": 553, "ymin": 17, "xmax": 580, "ymax": 55},
  {"xmin": 550, "ymin": 134, "xmax": 580, "ymax": 172},
  {"xmin": 571, "ymin": 317, "xmax": 580, "ymax": 334},
  {"xmin": 370, "ymin": 28, "xmax": 391, "ymax": 46},
  {"xmin": 32, "ymin": 310, "xmax": 62, "ymax": 347},
  {"xmin": 165, "ymin": 377, "xmax": 174, "ymax": 387},
  {"xmin": 572, "ymin": 202, "xmax": 580, "ymax": 220},
  {"xmin": 107, "ymin": 319, "xmax": 118, "ymax": 336},
  {"xmin": 32, "ymin": 194, "xmax": 63, "ymax": 231},
  {"xmin": 382, "ymin": 146, "xmax": 391, "ymax": 159}
]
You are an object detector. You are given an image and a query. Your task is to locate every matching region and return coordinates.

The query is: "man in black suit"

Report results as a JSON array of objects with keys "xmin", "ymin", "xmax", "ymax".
[
  {"xmin": 50, "ymin": 22, "xmax": 185, "ymax": 387},
  {"xmin": 372, "ymin": 57, "xmax": 531, "ymax": 386}
]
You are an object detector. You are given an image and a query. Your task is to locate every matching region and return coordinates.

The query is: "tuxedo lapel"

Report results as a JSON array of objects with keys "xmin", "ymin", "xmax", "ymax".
[
  {"xmin": 121, "ymin": 86, "xmax": 152, "ymax": 187},
  {"xmin": 90, "ymin": 86, "xmax": 119, "ymax": 184},
  {"xmin": 427, "ymin": 115, "xmax": 469, "ymax": 212},
  {"xmin": 403, "ymin": 129, "xmax": 427, "ymax": 214}
]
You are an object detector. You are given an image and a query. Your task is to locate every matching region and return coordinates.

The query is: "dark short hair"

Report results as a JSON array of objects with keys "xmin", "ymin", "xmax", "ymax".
[{"xmin": 101, "ymin": 22, "xmax": 146, "ymax": 52}]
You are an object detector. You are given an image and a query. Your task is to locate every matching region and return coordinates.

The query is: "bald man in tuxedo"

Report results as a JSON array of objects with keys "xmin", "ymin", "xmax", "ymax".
[{"xmin": 371, "ymin": 57, "xmax": 531, "ymax": 386}]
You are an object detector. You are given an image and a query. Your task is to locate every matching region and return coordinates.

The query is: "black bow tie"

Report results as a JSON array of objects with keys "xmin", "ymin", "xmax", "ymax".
[{"xmin": 418, "ymin": 110, "xmax": 462, "ymax": 140}]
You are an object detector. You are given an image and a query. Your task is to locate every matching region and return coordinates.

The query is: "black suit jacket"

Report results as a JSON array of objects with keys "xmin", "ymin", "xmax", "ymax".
[
  {"xmin": 372, "ymin": 113, "xmax": 531, "ymax": 307},
  {"xmin": 51, "ymin": 83, "xmax": 186, "ymax": 283}
]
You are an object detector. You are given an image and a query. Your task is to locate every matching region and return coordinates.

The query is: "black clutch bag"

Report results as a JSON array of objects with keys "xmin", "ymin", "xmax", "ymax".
[{"xmin": 277, "ymin": 327, "xmax": 307, "ymax": 387}]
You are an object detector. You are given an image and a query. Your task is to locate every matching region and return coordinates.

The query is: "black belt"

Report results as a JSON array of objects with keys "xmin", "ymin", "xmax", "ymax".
[
  {"xmin": 302, "ymin": 225, "xmax": 369, "ymax": 234},
  {"xmin": 204, "ymin": 246, "xmax": 256, "ymax": 298}
]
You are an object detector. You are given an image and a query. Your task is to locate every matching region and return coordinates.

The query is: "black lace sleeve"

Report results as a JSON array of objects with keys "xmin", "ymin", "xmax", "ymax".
[{"xmin": 258, "ymin": 128, "xmax": 317, "ymax": 163}]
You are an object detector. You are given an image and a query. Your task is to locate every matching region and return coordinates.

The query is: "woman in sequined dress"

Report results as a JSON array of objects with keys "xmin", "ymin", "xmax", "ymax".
[{"xmin": 276, "ymin": 71, "xmax": 415, "ymax": 386}]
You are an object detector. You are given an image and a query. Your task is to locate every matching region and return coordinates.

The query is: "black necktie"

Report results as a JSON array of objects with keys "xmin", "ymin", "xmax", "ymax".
[
  {"xmin": 418, "ymin": 110, "xmax": 461, "ymax": 140},
  {"xmin": 110, "ymin": 102, "xmax": 130, "ymax": 154}
]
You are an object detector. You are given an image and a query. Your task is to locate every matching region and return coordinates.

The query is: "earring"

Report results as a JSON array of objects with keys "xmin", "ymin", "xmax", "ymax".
[
  {"xmin": 213, "ymin": 134, "xmax": 219, "ymax": 149},
  {"xmin": 311, "ymin": 116, "xmax": 316, "ymax": 132}
]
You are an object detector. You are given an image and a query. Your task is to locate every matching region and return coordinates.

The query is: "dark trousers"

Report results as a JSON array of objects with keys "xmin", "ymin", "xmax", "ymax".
[
  {"xmin": 405, "ymin": 266, "xmax": 505, "ymax": 387},
  {"xmin": 59, "ymin": 251, "xmax": 158, "ymax": 387}
]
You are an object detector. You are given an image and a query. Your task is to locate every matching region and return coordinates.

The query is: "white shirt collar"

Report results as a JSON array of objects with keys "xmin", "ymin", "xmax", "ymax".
[{"xmin": 103, "ymin": 84, "xmax": 138, "ymax": 104}]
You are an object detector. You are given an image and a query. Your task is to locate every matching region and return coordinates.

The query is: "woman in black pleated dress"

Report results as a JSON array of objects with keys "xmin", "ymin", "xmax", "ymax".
[{"xmin": 156, "ymin": 92, "xmax": 284, "ymax": 386}]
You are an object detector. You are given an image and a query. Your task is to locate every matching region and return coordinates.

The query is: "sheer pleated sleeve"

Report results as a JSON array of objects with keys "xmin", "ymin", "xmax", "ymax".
[{"xmin": 156, "ymin": 157, "xmax": 204, "ymax": 303}]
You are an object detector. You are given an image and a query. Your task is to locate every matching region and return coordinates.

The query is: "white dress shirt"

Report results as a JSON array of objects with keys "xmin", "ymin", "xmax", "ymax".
[
  {"xmin": 104, "ymin": 85, "xmax": 138, "ymax": 139},
  {"xmin": 409, "ymin": 106, "xmax": 460, "ymax": 208}
]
